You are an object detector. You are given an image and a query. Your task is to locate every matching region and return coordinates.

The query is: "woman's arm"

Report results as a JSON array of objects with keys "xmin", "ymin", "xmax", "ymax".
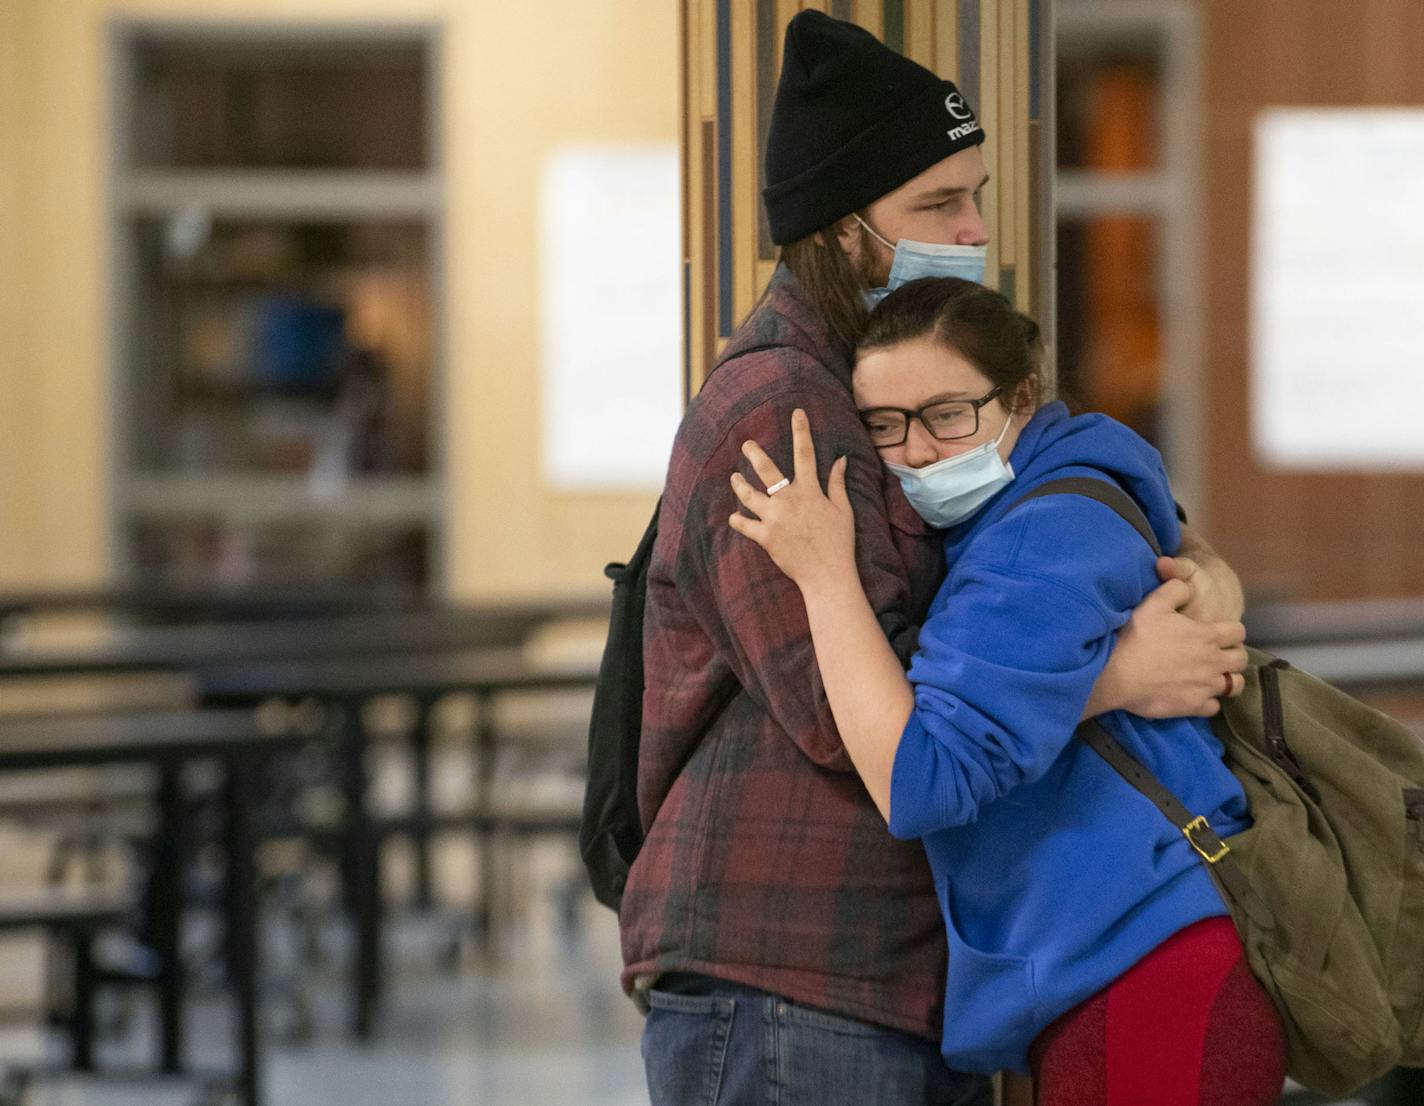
[
  {"xmin": 800, "ymin": 572, "xmax": 912, "ymax": 821},
  {"xmin": 732, "ymin": 410, "xmax": 1124, "ymax": 835},
  {"xmin": 728, "ymin": 409, "xmax": 1248, "ymax": 822},
  {"xmin": 728, "ymin": 413, "xmax": 910, "ymax": 819}
]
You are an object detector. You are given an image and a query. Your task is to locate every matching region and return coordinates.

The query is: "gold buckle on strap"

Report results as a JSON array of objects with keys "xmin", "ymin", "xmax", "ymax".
[{"xmin": 1183, "ymin": 816, "xmax": 1230, "ymax": 864}]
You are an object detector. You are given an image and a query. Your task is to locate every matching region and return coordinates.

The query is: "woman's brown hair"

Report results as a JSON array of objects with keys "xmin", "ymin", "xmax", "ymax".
[{"xmin": 856, "ymin": 276, "xmax": 1045, "ymax": 413}]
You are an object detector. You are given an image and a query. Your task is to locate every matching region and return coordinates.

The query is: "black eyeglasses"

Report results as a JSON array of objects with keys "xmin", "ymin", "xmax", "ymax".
[{"xmin": 859, "ymin": 386, "xmax": 1005, "ymax": 447}]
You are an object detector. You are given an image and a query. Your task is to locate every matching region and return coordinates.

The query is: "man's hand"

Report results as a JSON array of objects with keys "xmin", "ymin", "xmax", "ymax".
[
  {"xmin": 1164, "ymin": 524, "xmax": 1245, "ymax": 623},
  {"xmin": 1086, "ymin": 578, "xmax": 1248, "ymax": 720}
]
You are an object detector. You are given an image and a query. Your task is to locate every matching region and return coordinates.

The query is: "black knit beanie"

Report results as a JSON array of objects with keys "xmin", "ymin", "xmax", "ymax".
[{"xmin": 762, "ymin": 11, "xmax": 985, "ymax": 246}]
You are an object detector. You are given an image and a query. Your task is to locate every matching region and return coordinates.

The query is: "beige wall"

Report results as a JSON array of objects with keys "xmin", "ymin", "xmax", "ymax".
[
  {"xmin": 1192, "ymin": 0, "xmax": 1424, "ymax": 600},
  {"xmin": 1, "ymin": 0, "xmax": 111, "ymax": 586},
  {"xmin": 0, "ymin": 0, "xmax": 34, "ymax": 583},
  {"xmin": 0, "ymin": 0, "xmax": 677, "ymax": 600}
]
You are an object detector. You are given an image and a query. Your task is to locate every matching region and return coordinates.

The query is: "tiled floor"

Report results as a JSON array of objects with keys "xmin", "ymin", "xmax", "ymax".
[
  {"xmin": 0, "ymin": 854, "xmax": 1410, "ymax": 1106},
  {"xmin": 258, "ymin": 912, "xmax": 648, "ymax": 1106},
  {"xmin": 4, "ymin": 724, "xmax": 1406, "ymax": 1106},
  {"xmin": 0, "ymin": 838, "xmax": 647, "ymax": 1106}
]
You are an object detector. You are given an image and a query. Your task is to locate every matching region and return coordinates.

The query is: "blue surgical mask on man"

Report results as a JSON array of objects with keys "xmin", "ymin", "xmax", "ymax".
[
  {"xmin": 856, "ymin": 214, "xmax": 988, "ymax": 310},
  {"xmin": 884, "ymin": 410, "xmax": 1016, "ymax": 529}
]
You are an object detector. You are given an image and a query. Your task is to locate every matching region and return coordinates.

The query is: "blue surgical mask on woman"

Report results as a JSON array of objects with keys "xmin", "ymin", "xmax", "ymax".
[
  {"xmin": 884, "ymin": 411, "xmax": 1016, "ymax": 528},
  {"xmin": 856, "ymin": 214, "xmax": 988, "ymax": 309}
]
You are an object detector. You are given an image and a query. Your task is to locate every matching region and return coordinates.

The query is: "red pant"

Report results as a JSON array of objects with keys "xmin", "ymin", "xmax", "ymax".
[{"xmin": 1030, "ymin": 917, "xmax": 1287, "ymax": 1106}]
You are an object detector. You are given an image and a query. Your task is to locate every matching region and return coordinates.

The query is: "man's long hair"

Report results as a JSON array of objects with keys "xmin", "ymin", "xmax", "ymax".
[{"xmin": 778, "ymin": 217, "xmax": 880, "ymax": 352}]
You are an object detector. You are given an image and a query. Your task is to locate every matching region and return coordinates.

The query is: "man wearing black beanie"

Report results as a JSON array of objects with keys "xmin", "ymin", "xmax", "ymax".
[
  {"xmin": 622, "ymin": 13, "xmax": 1247, "ymax": 1105},
  {"xmin": 763, "ymin": 9, "xmax": 991, "ymax": 351}
]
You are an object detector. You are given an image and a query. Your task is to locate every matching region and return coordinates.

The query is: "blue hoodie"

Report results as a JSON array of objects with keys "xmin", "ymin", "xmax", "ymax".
[{"xmin": 887, "ymin": 402, "xmax": 1250, "ymax": 1074}]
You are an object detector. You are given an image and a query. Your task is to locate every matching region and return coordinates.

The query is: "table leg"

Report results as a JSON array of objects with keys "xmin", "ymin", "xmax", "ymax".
[
  {"xmin": 338, "ymin": 698, "xmax": 381, "ymax": 1040},
  {"xmin": 411, "ymin": 696, "xmax": 435, "ymax": 911},
  {"xmin": 474, "ymin": 690, "xmax": 495, "ymax": 947},
  {"xmin": 151, "ymin": 762, "xmax": 185, "ymax": 1074},
  {"xmin": 223, "ymin": 754, "xmax": 261, "ymax": 1106},
  {"xmin": 69, "ymin": 928, "xmax": 96, "ymax": 1072}
]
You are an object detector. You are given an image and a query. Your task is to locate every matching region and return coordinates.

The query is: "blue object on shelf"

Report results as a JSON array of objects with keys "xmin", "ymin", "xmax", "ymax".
[{"xmin": 252, "ymin": 297, "xmax": 347, "ymax": 394}]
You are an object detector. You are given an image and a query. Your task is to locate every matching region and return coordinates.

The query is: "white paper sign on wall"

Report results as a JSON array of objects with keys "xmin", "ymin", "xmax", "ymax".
[
  {"xmin": 1252, "ymin": 109, "xmax": 1424, "ymax": 470},
  {"xmin": 540, "ymin": 143, "xmax": 682, "ymax": 490}
]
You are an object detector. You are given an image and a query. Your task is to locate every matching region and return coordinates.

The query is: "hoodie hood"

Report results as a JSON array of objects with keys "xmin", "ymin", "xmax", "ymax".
[{"xmin": 942, "ymin": 401, "xmax": 1182, "ymax": 561}]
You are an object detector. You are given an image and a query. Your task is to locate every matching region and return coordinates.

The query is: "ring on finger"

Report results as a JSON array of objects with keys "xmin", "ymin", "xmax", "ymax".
[
  {"xmin": 1221, "ymin": 672, "xmax": 1233, "ymax": 698},
  {"xmin": 765, "ymin": 477, "xmax": 791, "ymax": 496}
]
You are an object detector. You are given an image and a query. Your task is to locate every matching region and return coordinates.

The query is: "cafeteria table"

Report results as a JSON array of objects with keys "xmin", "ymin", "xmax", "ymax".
[
  {"xmin": 196, "ymin": 647, "xmax": 600, "ymax": 1040},
  {"xmin": 0, "ymin": 708, "xmax": 321, "ymax": 1106},
  {"xmin": 0, "ymin": 598, "xmax": 609, "ymax": 679}
]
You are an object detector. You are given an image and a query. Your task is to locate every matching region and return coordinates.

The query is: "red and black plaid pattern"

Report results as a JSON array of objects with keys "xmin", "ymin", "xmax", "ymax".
[{"xmin": 619, "ymin": 267, "xmax": 951, "ymax": 1039}]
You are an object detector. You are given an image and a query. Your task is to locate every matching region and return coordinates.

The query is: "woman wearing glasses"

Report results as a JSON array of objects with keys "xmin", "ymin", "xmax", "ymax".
[{"xmin": 726, "ymin": 277, "xmax": 1286, "ymax": 1106}]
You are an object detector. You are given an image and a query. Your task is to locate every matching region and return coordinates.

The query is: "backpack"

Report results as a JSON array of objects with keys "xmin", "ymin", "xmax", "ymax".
[
  {"xmin": 1010, "ymin": 477, "xmax": 1424, "ymax": 1096},
  {"xmin": 579, "ymin": 343, "xmax": 782, "ymax": 913},
  {"xmin": 579, "ymin": 499, "xmax": 661, "ymax": 912}
]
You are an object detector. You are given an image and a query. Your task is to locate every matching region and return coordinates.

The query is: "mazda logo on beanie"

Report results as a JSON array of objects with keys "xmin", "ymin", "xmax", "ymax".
[
  {"xmin": 762, "ymin": 11, "xmax": 985, "ymax": 247},
  {"xmin": 945, "ymin": 91, "xmax": 975, "ymax": 121}
]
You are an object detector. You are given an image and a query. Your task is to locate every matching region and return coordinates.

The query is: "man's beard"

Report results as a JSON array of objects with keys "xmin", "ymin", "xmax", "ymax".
[{"xmin": 854, "ymin": 224, "xmax": 893, "ymax": 289}]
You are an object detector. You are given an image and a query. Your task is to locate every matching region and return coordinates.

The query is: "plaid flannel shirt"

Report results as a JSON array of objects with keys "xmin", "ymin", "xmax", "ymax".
[{"xmin": 620, "ymin": 266, "xmax": 950, "ymax": 1039}]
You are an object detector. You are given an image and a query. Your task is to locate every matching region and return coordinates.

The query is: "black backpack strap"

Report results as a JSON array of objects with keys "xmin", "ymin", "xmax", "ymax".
[
  {"xmin": 1005, "ymin": 476, "xmax": 1277, "ymax": 932},
  {"xmin": 604, "ymin": 496, "xmax": 662, "ymax": 583},
  {"xmin": 713, "ymin": 340, "xmax": 787, "ymax": 373},
  {"xmin": 1008, "ymin": 476, "xmax": 1162, "ymax": 558},
  {"xmin": 603, "ymin": 344, "xmax": 784, "ymax": 581}
]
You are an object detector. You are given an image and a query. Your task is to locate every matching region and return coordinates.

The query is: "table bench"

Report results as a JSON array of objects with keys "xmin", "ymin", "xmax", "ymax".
[
  {"xmin": 0, "ymin": 599, "xmax": 608, "ymax": 679},
  {"xmin": 0, "ymin": 888, "xmax": 131, "ymax": 1073},
  {"xmin": 196, "ymin": 646, "xmax": 599, "ymax": 1040},
  {"xmin": 0, "ymin": 708, "xmax": 320, "ymax": 1106}
]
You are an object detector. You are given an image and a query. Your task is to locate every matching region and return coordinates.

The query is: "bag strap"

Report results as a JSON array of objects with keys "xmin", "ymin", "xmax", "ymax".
[
  {"xmin": 1006, "ymin": 477, "xmax": 1277, "ymax": 931},
  {"xmin": 1008, "ymin": 476, "xmax": 1162, "ymax": 557},
  {"xmin": 604, "ymin": 496, "xmax": 662, "ymax": 582},
  {"xmin": 714, "ymin": 340, "xmax": 786, "ymax": 372},
  {"xmin": 1078, "ymin": 718, "xmax": 1275, "ymax": 929}
]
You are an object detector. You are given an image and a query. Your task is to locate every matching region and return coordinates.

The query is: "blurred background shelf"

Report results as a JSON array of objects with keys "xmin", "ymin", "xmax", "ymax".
[
  {"xmin": 1055, "ymin": 0, "xmax": 1200, "ymax": 489},
  {"xmin": 118, "ymin": 475, "xmax": 440, "ymax": 526},
  {"xmin": 110, "ymin": 22, "xmax": 444, "ymax": 592},
  {"xmin": 1054, "ymin": 170, "xmax": 1176, "ymax": 217},
  {"xmin": 118, "ymin": 172, "xmax": 441, "ymax": 219}
]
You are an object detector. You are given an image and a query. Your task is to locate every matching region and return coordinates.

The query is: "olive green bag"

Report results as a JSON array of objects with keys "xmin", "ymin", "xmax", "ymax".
[
  {"xmin": 1012, "ymin": 479, "xmax": 1424, "ymax": 1096},
  {"xmin": 1207, "ymin": 651, "xmax": 1424, "ymax": 1094}
]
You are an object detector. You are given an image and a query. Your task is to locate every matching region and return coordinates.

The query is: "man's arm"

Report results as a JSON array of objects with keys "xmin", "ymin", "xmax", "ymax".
[
  {"xmin": 1082, "ymin": 577, "xmax": 1248, "ymax": 719},
  {"xmin": 1084, "ymin": 522, "xmax": 1248, "ymax": 719},
  {"xmin": 1168, "ymin": 524, "xmax": 1245, "ymax": 622}
]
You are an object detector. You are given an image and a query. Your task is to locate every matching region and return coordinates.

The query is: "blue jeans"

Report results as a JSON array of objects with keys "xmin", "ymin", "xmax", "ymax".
[{"xmin": 642, "ymin": 976, "xmax": 991, "ymax": 1106}]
